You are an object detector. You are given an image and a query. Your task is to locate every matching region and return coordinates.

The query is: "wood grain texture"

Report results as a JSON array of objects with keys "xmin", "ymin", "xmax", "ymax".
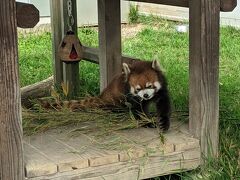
[
  {"xmin": 27, "ymin": 148, "xmax": 200, "ymax": 180},
  {"xmin": 189, "ymin": 0, "xmax": 220, "ymax": 158},
  {"xmin": 82, "ymin": 46, "xmax": 100, "ymax": 64},
  {"xmin": 24, "ymin": 142, "xmax": 57, "ymax": 178},
  {"xmin": 21, "ymin": 76, "xmax": 53, "ymax": 108},
  {"xmin": 24, "ymin": 134, "xmax": 89, "ymax": 173},
  {"xmin": 52, "ymin": 133, "xmax": 119, "ymax": 167},
  {"xmin": 98, "ymin": 0, "xmax": 122, "ymax": 91},
  {"xmin": 82, "ymin": 46, "xmax": 140, "ymax": 65},
  {"xmin": 50, "ymin": 0, "xmax": 80, "ymax": 97},
  {"xmin": 62, "ymin": 0, "xmax": 80, "ymax": 98},
  {"xmin": 50, "ymin": 0, "xmax": 64, "ymax": 85},
  {"xmin": 0, "ymin": 0, "xmax": 24, "ymax": 179},
  {"xmin": 24, "ymin": 120, "xmax": 200, "ymax": 179}
]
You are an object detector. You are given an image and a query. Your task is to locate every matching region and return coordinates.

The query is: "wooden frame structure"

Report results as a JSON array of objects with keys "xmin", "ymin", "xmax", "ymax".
[{"xmin": 0, "ymin": 0, "xmax": 237, "ymax": 179}]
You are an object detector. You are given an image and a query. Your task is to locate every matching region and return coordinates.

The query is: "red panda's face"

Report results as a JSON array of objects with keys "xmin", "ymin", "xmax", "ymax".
[
  {"xmin": 128, "ymin": 71, "xmax": 161, "ymax": 100},
  {"xmin": 123, "ymin": 60, "xmax": 163, "ymax": 101}
]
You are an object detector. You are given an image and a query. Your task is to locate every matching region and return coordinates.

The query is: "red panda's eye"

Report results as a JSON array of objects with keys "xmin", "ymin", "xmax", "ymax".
[
  {"xmin": 146, "ymin": 84, "xmax": 153, "ymax": 89},
  {"xmin": 135, "ymin": 87, "xmax": 141, "ymax": 92}
]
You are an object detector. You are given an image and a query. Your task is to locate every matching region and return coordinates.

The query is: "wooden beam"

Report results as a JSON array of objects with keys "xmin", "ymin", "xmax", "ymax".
[
  {"xmin": 0, "ymin": 0, "xmax": 24, "ymax": 179},
  {"xmin": 82, "ymin": 46, "xmax": 140, "ymax": 64},
  {"xmin": 98, "ymin": 0, "xmax": 122, "ymax": 91},
  {"xmin": 82, "ymin": 46, "xmax": 99, "ymax": 64},
  {"xmin": 16, "ymin": 2, "xmax": 39, "ymax": 28},
  {"xmin": 126, "ymin": 0, "xmax": 237, "ymax": 12},
  {"xmin": 50, "ymin": 0, "xmax": 64, "ymax": 85},
  {"xmin": 189, "ymin": 0, "xmax": 220, "ymax": 158},
  {"xmin": 21, "ymin": 76, "xmax": 53, "ymax": 108}
]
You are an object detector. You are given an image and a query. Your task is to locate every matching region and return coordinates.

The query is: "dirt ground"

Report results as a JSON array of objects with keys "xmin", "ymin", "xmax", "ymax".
[
  {"xmin": 121, "ymin": 23, "xmax": 145, "ymax": 38},
  {"xmin": 18, "ymin": 23, "xmax": 145, "ymax": 39}
]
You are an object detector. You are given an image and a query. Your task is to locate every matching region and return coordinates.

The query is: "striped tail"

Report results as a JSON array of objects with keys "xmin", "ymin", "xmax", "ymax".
[{"xmin": 38, "ymin": 97, "xmax": 108, "ymax": 111}]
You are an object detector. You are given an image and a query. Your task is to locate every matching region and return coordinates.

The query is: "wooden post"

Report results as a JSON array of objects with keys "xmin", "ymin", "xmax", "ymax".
[
  {"xmin": 189, "ymin": 0, "xmax": 220, "ymax": 158},
  {"xmin": 50, "ymin": 0, "xmax": 64, "ymax": 85},
  {"xmin": 98, "ymin": 0, "xmax": 122, "ymax": 91},
  {"xmin": 0, "ymin": 0, "xmax": 24, "ymax": 179},
  {"xmin": 51, "ymin": 0, "xmax": 80, "ymax": 97},
  {"xmin": 62, "ymin": 0, "xmax": 80, "ymax": 97}
]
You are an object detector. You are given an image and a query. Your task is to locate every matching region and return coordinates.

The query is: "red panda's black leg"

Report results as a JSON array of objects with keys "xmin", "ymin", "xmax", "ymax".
[
  {"xmin": 131, "ymin": 104, "xmax": 143, "ymax": 120},
  {"xmin": 142, "ymin": 101, "xmax": 150, "ymax": 117},
  {"xmin": 132, "ymin": 100, "xmax": 149, "ymax": 120},
  {"xmin": 126, "ymin": 95, "xmax": 142, "ymax": 120},
  {"xmin": 155, "ymin": 92, "xmax": 171, "ymax": 131}
]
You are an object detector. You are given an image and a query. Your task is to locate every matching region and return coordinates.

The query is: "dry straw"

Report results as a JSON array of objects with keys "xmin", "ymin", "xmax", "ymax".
[{"xmin": 22, "ymin": 106, "xmax": 156, "ymax": 137}]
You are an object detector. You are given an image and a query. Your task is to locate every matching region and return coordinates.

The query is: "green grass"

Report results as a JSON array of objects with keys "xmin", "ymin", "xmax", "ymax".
[
  {"xmin": 18, "ymin": 32, "xmax": 53, "ymax": 87},
  {"xmin": 128, "ymin": 4, "xmax": 139, "ymax": 24},
  {"xmin": 18, "ymin": 16, "xmax": 240, "ymax": 179}
]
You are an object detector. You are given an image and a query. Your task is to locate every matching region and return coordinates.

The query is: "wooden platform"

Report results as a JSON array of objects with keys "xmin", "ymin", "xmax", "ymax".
[{"xmin": 24, "ymin": 120, "xmax": 200, "ymax": 180}]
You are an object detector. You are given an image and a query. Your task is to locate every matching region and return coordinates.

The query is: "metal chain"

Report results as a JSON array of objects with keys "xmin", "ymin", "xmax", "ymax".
[{"xmin": 67, "ymin": 0, "xmax": 74, "ymax": 31}]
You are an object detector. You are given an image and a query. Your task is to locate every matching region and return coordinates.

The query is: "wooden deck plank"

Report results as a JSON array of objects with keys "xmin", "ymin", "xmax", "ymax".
[
  {"xmin": 28, "ymin": 161, "xmax": 139, "ymax": 180},
  {"xmin": 24, "ymin": 134, "xmax": 89, "ymax": 173},
  {"xmin": 27, "ymin": 148, "xmax": 200, "ymax": 180},
  {"xmin": 101, "ymin": 167, "xmax": 139, "ymax": 180},
  {"xmin": 23, "ymin": 142, "xmax": 57, "ymax": 178},
  {"xmin": 138, "ymin": 148, "xmax": 200, "ymax": 179},
  {"xmin": 117, "ymin": 134, "xmax": 174, "ymax": 161},
  {"xmin": 24, "ymin": 120, "xmax": 200, "ymax": 179},
  {"xmin": 48, "ymin": 130, "xmax": 120, "ymax": 167},
  {"xmin": 165, "ymin": 130, "xmax": 200, "ymax": 151},
  {"xmin": 81, "ymin": 177, "xmax": 104, "ymax": 180}
]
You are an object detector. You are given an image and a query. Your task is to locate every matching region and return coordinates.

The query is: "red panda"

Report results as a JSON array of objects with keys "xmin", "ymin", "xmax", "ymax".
[{"xmin": 42, "ymin": 60, "xmax": 171, "ymax": 131}]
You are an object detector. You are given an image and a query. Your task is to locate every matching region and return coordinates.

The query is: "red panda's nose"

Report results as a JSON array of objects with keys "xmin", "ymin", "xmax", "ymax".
[{"xmin": 144, "ymin": 94, "xmax": 149, "ymax": 99}]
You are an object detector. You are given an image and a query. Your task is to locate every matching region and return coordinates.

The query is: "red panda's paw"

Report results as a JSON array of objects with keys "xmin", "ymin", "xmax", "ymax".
[{"xmin": 158, "ymin": 117, "xmax": 170, "ymax": 132}]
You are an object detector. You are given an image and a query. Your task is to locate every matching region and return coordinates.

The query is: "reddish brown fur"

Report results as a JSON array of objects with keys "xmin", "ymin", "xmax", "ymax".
[
  {"xmin": 41, "ymin": 61, "xmax": 165, "ymax": 112},
  {"xmin": 127, "ymin": 61, "xmax": 164, "ymax": 89},
  {"xmin": 53, "ymin": 60, "xmax": 171, "ymax": 131},
  {"xmin": 129, "ymin": 70, "xmax": 159, "ymax": 89}
]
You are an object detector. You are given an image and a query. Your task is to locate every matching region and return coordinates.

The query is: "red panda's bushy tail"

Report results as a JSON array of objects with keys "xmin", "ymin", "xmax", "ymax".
[{"xmin": 38, "ymin": 96, "xmax": 108, "ymax": 111}]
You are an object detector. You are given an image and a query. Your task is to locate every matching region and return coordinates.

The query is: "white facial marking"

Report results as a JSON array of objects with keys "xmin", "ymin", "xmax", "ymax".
[
  {"xmin": 123, "ymin": 63, "xmax": 130, "ymax": 75},
  {"xmin": 130, "ymin": 82, "xmax": 161, "ymax": 100},
  {"xmin": 130, "ymin": 86, "xmax": 135, "ymax": 95},
  {"xmin": 123, "ymin": 63, "xmax": 131, "ymax": 81},
  {"xmin": 154, "ymin": 81, "xmax": 161, "ymax": 91},
  {"xmin": 136, "ymin": 85, "xmax": 141, "ymax": 90},
  {"xmin": 137, "ymin": 89, "xmax": 155, "ymax": 100},
  {"xmin": 146, "ymin": 82, "xmax": 153, "ymax": 88}
]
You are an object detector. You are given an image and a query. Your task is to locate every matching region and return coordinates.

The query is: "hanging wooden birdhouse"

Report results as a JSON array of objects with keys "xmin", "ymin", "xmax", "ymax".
[{"xmin": 58, "ymin": 31, "xmax": 83, "ymax": 63}]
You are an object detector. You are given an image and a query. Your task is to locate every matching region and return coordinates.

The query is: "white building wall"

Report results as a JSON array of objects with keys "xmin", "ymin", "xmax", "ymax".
[
  {"xmin": 16, "ymin": 0, "xmax": 129, "ymax": 26},
  {"xmin": 138, "ymin": 1, "xmax": 240, "ymax": 28},
  {"xmin": 220, "ymin": 1, "xmax": 240, "ymax": 27},
  {"xmin": 77, "ymin": 0, "xmax": 130, "ymax": 26}
]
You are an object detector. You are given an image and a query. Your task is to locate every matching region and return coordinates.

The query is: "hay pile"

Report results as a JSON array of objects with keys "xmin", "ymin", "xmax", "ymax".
[
  {"xmin": 22, "ymin": 107, "xmax": 156, "ymax": 136},
  {"xmin": 22, "ymin": 104, "xmax": 187, "ymax": 152}
]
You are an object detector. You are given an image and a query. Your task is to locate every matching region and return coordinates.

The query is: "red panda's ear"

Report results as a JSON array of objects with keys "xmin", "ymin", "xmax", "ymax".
[
  {"xmin": 152, "ymin": 60, "xmax": 161, "ymax": 71},
  {"xmin": 122, "ymin": 63, "xmax": 131, "ymax": 80}
]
